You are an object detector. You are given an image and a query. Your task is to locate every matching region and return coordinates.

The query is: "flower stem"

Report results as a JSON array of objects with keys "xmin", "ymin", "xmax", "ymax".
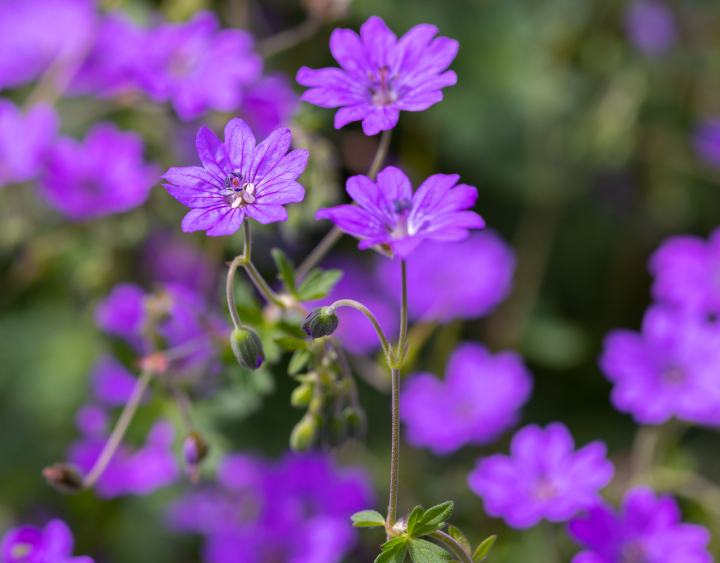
[
  {"xmin": 82, "ymin": 367, "xmax": 154, "ymax": 489},
  {"xmin": 243, "ymin": 260, "xmax": 283, "ymax": 306},
  {"xmin": 368, "ymin": 129, "xmax": 393, "ymax": 181},
  {"xmin": 226, "ymin": 219, "xmax": 251, "ymax": 330},
  {"xmin": 327, "ymin": 299, "xmax": 395, "ymax": 365},
  {"xmin": 396, "ymin": 260, "xmax": 408, "ymax": 365},
  {"xmin": 429, "ymin": 531, "xmax": 473, "ymax": 563},
  {"xmin": 387, "ymin": 366, "xmax": 400, "ymax": 529},
  {"xmin": 257, "ymin": 16, "xmax": 321, "ymax": 58}
]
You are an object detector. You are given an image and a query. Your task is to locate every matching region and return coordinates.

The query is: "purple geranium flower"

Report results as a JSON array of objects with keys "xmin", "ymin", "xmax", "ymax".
[
  {"xmin": 39, "ymin": 122, "xmax": 158, "ymax": 220},
  {"xmin": 89, "ymin": 355, "xmax": 149, "ymax": 407},
  {"xmin": 401, "ymin": 342, "xmax": 532, "ymax": 455},
  {"xmin": 568, "ymin": 486, "xmax": 712, "ymax": 563},
  {"xmin": 239, "ymin": 73, "xmax": 300, "ymax": 140},
  {"xmin": 0, "ymin": 519, "xmax": 93, "ymax": 563},
  {"xmin": 378, "ymin": 230, "xmax": 515, "ymax": 322},
  {"xmin": 95, "ymin": 283, "xmax": 147, "ymax": 347},
  {"xmin": 0, "ymin": 100, "xmax": 59, "ymax": 188},
  {"xmin": 693, "ymin": 119, "xmax": 720, "ymax": 171},
  {"xmin": 161, "ymin": 118, "xmax": 308, "ymax": 235},
  {"xmin": 296, "ymin": 16, "xmax": 458, "ymax": 136},
  {"xmin": 623, "ymin": 1, "xmax": 677, "ymax": 56},
  {"xmin": 142, "ymin": 232, "xmax": 216, "ymax": 296},
  {"xmin": 316, "ymin": 166, "xmax": 484, "ymax": 259},
  {"xmin": 468, "ymin": 422, "xmax": 614, "ymax": 529},
  {"xmin": 599, "ymin": 305, "xmax": 720, "ymax": 425}
]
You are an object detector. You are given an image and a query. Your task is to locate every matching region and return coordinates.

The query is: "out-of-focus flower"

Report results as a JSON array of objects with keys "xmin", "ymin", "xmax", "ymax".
[
  {"xmin": 301, "ymin": 0, "xmax": 351, "ymax": 22},
  {"xmin": 0, "ymin": 519, "xmax": 94, "ymax": 563},
  {"xmin": 89, "ymin": 355, "xmax": 148, "ymax": 407},
  {"xmin": 693, "ymin": 119, "xmax": 720, "ymax": 171},
  {"xmin": 400, "ymin": 343, "xmax": 532, "ymax": 455},
  {"xmin": 135, "ymin": 11, "xmax": 262, "ymax": 121},
  {"xmin": 95, "ymin": 283, "xmax": 147, "ymax": 347},
  {"xmin": 69, "ymin": 419, "xmax": 179, "ymax": 499},
  {"xmin": 239, "ymin": 74, "xmax": 299, "ymax": 140},
  {"xmin": 296, "ymin": 16, "xmax": 458, "ymax": 136},
  {"xmin": 378, "ymin": 230, "xmax": 515, "ymax": 322},
  {"xmin": 0, "ymin": 100, "xmax": 59, "ymax": 188},
  {"xmin": 599, "ymin": 305, "xmax": 720, "ymax": 425},
  {"xmin": 162, "ymin": 119, "xmax": 308, "ymax": 235},
  {"xmin": 623, "ymin": 0, "xmax": 677, "ymax": 56},
  {"xmin": 316, "ymin": 166, "xmax": 484, "ymax": 259},
  {"xmin": 568, "ymin": 486, "xmax": 712, "ymax": 563},
  {"xmin": 39, "ymin": 122, "xmax": 158, "ymax": 220},
  {"xmin": 168, "ymin": 452, "xmax": 373, "ymax": 563},
  {"xmin": 0, "ymin": 0, "xmax": 96, "ymax": 90},
  {"xmin": 468, "ymin": 422, "xmax": 614, "ymax": 529},
  {"xmin": 74, "ymin": 404, "xmax": 108, "ymax": 438}
]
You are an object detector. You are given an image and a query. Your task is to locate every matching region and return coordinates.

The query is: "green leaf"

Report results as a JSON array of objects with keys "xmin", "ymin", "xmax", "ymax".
[
  {"xmin": 293, "ymin": 268, "xmax": 343, "ymax": 301},
  {"xmin": 351, "ymin": 510, "xmax": 386, "ymax": 527},
  {"xmin": 407, "ymin": 538, "xmax": 451, "ymax": 563},
  {"xmin": 472, "ymin": 536, "xmax": 497, "ymax": 563},
  {"xmin": 411, "ymin": 501, "xmax": 454, "ymax": 537},
  {"xmin": 288, "ymin": 349, "xmax": 313, "ymax": 375},
  {"xmin": 375, "ymin": 537, "xmax": 408, "ymax": 563},
  {"xmin": 447, "ymin": 526, "xmax": 471, "ymax": 556},
  {"xmin": 271, "ymin": 248, "xmax": 295, "ymax": 291},
  {"xmin": 406, "ymin": 506, "xmax": 425, "ymax": 536},
  {"xmin": 274, "ymin": 336, "xmax": 307, "ymax": 351}
]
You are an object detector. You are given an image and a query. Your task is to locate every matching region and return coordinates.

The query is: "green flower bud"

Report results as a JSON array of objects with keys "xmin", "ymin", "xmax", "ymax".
[
  {"xmin": 291, "ymin": 383, "xmax": 314, "ymax": 408},
  {"xmin": 343, "ymin": 406, "xmax": 367, "ymax": 441},
  {"xmin": 290, "ymin": 415, "xmax": 318, "ymax": 452},
  {"xmin": 328, "ymin": 415, "xmax": 348, "ymax": 448},
  {"xmin": 302, "ymin": 307, "xmax": 339, "ymax": 339},
  {"xmin": 42, "ymin": 463, "xmax": 84, "ymax": 494},
  {"xmin": 230, "ymin": 326, "xmax": 265, "ymax": 369}
]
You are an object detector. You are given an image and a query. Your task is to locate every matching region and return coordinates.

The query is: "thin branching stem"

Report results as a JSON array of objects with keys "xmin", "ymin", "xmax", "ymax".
[
  {"xmin": 429, "ymin": 531, "xmax": 473, "ymax": 563},
  {"xmin": 326, "ymin": 299, "xmax": 395, "ymax": 364}
]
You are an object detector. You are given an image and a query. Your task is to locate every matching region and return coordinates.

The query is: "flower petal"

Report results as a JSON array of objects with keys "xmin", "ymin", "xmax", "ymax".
[
  {"xmin": 245, "ymin": 203, "xmax": 289, "ymax": 224},
  {"xmin": 361, "ymin": 106, "xmax": 399, "ymax": 136},
  {"xmin": 246, "ymin": 127, "xmax": 292, "ymax": 184},
  {"xmin": 224, "ymin": 118, "xmax": 256, "ymax": 174},
  {"xmin": 196, "ymin": 126, "xmax": 229, "ymax": 180}
]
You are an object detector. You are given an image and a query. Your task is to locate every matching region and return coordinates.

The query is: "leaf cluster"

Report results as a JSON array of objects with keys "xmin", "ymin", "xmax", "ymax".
[{"xmin": 271, "ymin": 248, "xmax": 342, "ymax": 301}]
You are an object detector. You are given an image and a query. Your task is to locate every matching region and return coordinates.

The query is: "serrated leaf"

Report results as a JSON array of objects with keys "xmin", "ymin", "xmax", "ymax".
[
  {"xmin": 351, "ymin": 510, "xmax": 386, "ymax": 527},
  {"xmin": 448, "ymin": 526, "xmax": 471, "ymax": 556},
  {"xmin": 406, "ymin": 506, "xmax": 424, "ymax": 535},
  {"xmin": 472, "ymin": 536, "xmax": 496, "ymax": 563},
  {"xmin": 407, "ymin": 538, "xmax": 451, "ymax": 563},
  {"xmin": 271, "ymin": 248, "xmax": 295, "ymax": 291},
  {"xmin": 274, "ymin": 336, "xmax": 308, "ymax": 351},
  {"xmin": 411, "ymin": 501, "xmax": 454, "ymax": 537},
  {"xmin": 375, "ymin": 537, "xmax": 408, "ymax": 563},
  {"xmin": 288, "ymin": 349, "xmax": 313, "ymax": 375},
  {"xmin": 293, "ymin": 268, "xmax": 343, "ymax": 301}
]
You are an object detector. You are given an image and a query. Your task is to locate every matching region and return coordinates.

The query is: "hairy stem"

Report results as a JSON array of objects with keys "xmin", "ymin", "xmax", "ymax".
[
  {"xmin": 396, "ymin": 260, "xmax": 408, "ymax": 365},
  {"xmin": 243, "ymin": 260, "xmax": 283, "ymax": 306},
  {"xmin": 327, "ymin": 299, "xmax": 395, "ymax": 364},
  {"xmin": 257, "ymin": 17, "xmax": 321, "ymax": 58},
  {"xmin": 430, "ymin": 531, "xmax": 473, "ymax": 563},
  {"xmin": 226, "ymin": 219, "xmax": 251, "ymax": 329},
  {"xmin": 387, "ymin": 366, "xmax": 400, "ymax": 529}
]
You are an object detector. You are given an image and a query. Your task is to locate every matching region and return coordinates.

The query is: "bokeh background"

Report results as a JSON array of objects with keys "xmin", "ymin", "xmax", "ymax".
[{"xmin": 2, "ymin": 0, "xmax": 720, "ymax": 561}]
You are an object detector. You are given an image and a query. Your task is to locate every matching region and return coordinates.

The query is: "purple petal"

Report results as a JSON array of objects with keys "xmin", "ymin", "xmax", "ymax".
[
  {"xmin": 360, "ymin": 16, "xmax": 397, "ymax": 68},
  {"xmin": 196, "ymin": 126, "xmax": 229, "ymax": 180},
  {"xmin": 329, "ymin": 28, "xmax": 369, "ymax": 79},
  {"xmin": 345, "ymin": 173, "xmax": 395, "ymax": 226},
  {"xmin": 376, "ymin": 166, "xmax": 413, "ymax": 202},
  {"xmin": 255, "ymin": 180, "xmax": 305, "ymax": 205},
  {"xmin": 181, "ymin": 205, "xmax": 240, "ymax": 235},
  {"xmin": 316, "ymin": 205, "xmax": 386, "ymax": 238},
  {"xmin": 254, "ymin": 149, "xmax": 309, "ymax": 193},
  {"xmin": 361, "ymin": 106, "xmax": 400, "ymax": 136},
  {"xmin": 205, "ymin": 207, "xmax": 244, "ymax": 236},
  {"xmin": 395, "ymin": 91, "xmax": 443, "ymax": 111},
  {"xmin": 224, "ymin": 118, "xmax": 256, "ymax": 174},
  {"xmin": 245, "ymin": 203, "xmax": 288, "ymax": 224},
  {"xmin": 335, "ymin": 104, "xmax": 373, "ymax": 129},
  {"xmin": 246, "ymin": 127, "xmax": 292, "ymax": 184}
]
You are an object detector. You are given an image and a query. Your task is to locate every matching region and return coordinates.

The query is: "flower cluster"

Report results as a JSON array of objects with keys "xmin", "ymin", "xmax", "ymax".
[{"xmin": 0, "ymin": 519, "xmax": 93, "ymax": 563}]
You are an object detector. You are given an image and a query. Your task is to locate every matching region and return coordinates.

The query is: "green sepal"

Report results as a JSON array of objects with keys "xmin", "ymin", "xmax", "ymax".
[
  {"xmin": 447, "ymin": 526, "xmax": 471, "ymax": 556},
  {"xmin": 472, "ymin": 536, "xmax": 497, "ymax": 563},
  {"xmin": 293, "ymin": 268, "xmax": 343, "ymax": 301},
  {"xmin": 407, "ymin": 538, "xmax": 451, "ymax": 563},
  {"xmin": 409, "ymin": 501, "xmax": 454, "ymax": 538},
  {"xmin": 271, "ymin": 248, "xmax": 295, "ymax": 291},
  {"xmin": 350, "ymin": 510, "xmax": 386, "ymax": 527}
]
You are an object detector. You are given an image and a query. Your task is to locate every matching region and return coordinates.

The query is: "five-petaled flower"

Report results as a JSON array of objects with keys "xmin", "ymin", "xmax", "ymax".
[
  {"xmin": 161, "ymin": 118, "xmax": 309, "ymax": 236},
  {"xmin": 296, "ymin": 16, "xmax": 458, "ymax": 136},
  {"xmin": 315, "ymin": 166, "xmax": 484, "ymax": 259}
]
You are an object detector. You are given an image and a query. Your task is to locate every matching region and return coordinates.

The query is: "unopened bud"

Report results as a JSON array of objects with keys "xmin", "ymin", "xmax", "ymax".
[
  {"xmin": 290, "ymin": 415, "xmax": 318, "ymax": 452},
  {"xmin": 230, "ymin": 327, "xmax": 265, "ymax": 369},
  {"xmin": 291, "ymin": 383, "xmax": 313, "ymax": 408},
  {"xmin": 328, "ymin": 415, "xmax": 348, "ymax": 448},
  {"xmin": 183, "ymin": 431, "xmax": 209, "ymax": 483},
  {"xmin": 42, "ymin": 463, "xmax": 83, "ymax": 494},
  {"xmin": 343, "ymin": 406, "xmax": 367, "ymax": 441},
  {"xmin": 302, "ymin": 307, "xmax": 339, "ymax": 339}
]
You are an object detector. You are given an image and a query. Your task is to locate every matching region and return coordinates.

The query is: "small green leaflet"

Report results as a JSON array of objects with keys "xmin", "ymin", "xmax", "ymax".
[
  {"xmin": 271, "ymin": 248, "xmax": 295, "ymax": 291},
  {"xmin": 472, "ymin": 536, "xmax": 497, "ymax": 562},
  {"xmin": 351, "ymin": 510, "xmax": 386, "ymax": 527},
  {"xmin": 407, "ymin": 501, "xmax": 454, "ymax": 538},
  {"xmin": 375, "ymin": 537, "xmax": 407, "ymax": 563},
  {"xmin": 407, "ymin": 538, "xmax": 451, "ymax": 563},
  {"xmin": 447, "ymin": 526, "xmax": 471, "ymax": 555},
  {"xmin": 288, "ymin": 349, "xmax": 313, "ymax": 374},
  {"xmin": 293, "ymin": 268, "xmax": 343, "ymax": 301}
]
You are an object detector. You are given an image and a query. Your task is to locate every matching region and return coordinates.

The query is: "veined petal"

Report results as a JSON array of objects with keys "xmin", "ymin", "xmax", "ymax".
[
  {"xmin": 162, "ymin": 182, "xmax": 226, "ymax": 208},
  {"xmin": 247, "ymin": 127, "xmax": 292, "ymax": 184},
  {"xmin": 224, "ymin": 118, "xmax": 256, "ymax": 174},
  {"xmin": 205, "ymin": 207, "xmax": 244, "ymax": 236},
  {"xmin": 302, "ymin": 86, "xmax": 365, "ymax": 108},
  {"xmin": 392, "ymin": 24, "xmax": 439, "ymax": 73},
  {"xmin": 377, "ymin": 166, "xmax": 413, "ymax": 202},
  {"xmin": 161, "ymin": 165, "xmax": 221, "ymax": 191},
  {"xmin": 316, "ymin": 205, "xmax": 386, "ymax": 238},
  {"xmin": 181, "ymin": 205, "xmax": 234, "ymax": 233},
  {"xmin": 330, "ymin": 28, "xmax": 369, "ymax": 80},
  {"xmin": 196, "ymin": 126, "xmax": 229, "ymax": 180},
  {"xmin": 408, "ymin": 173, "xmax": 461, "ymax": 226},
  {"xmin": 360, "ymin": 16, "xmax": 396, "ymax": 68},
  {"xmin": 254, "ymin": 149, "xmax": 308, "ymax": 192},
  {"xmin": 245, "ymin": 203, "xmax": 289, "ymax": 224},
  {"xmin": 395, "ymin": 91, "xmax": 443, "ymax": 112},
  {"xmin": 346, "ymin": 173, "xmax": 395, "ymax": 226},
  {"xmin": 255, "ymin": 180, "xmax": 305, "ymax": 205}
]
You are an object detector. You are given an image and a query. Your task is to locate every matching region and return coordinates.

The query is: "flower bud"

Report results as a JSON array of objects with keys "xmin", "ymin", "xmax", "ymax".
[
  {"xmin": 230, "ymin": 326, "xmax": 265, "ymax": 369},
  {"xmin": 290, "ymin": 414, "xmax": 318, "ymax": 452},
  {"xmin": 343, "ymin": 406, "xmax": 367, "ymax": 441},
  {"xmin": 42, "ymin": 463, "xmax": 84, "ymax": 494},
  {"xmin": 290, "ymin": 383, "xmax": 313, "ymax": 408},
  {"xmin": 302, "ymin": 307, "xmax": 339, "ymax": 339},
  {"xmin": 183, "ymin": 431, "xmax": 209, "ymax": 483}
]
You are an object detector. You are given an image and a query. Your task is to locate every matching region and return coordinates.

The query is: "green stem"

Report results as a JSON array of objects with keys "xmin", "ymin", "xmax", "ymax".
[
  {"xmin": 243, "ymin": 260, "xmax": 283, "ymax": 306},
  {"xmin": 327, "ymin": 299, "xmax": 395, "ymax": 364},
  {"xmin": 430, "ymin": 531, "xmax": 473, "ymax": 563},
  {"xmin": 368, "ymin": 129, "xmax": 393, "ymax": 181},
  {"xmin": 226, "ymin": 219, "xmax": 251, "ymax": 329},
  {"xmin": 256, "ymin": 16, "xmax": 321, "ymax": 58},
  {"xmin": 387, "ymin": 366, "xmax": 400, "ymax": 529},
  {"xmin": 396, "ymin": 260, "xmax": 408, "ymax": 365}
]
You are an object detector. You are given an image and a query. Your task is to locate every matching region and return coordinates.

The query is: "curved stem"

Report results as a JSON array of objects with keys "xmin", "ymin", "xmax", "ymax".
[
  {"xmin": 387, "ymin": 366, "xmax": 400, "ymax": 529},
  {"xmin": 326, "ymin": 299, "xmax": 395, "ymax": 364},
  {"xmin": 430, "ymin": 531, "xmax": 473, "ymax": 563},
  {"xmin": 257, "ymin": 17, "xmax": 321, "ymax": 58},
  {"xmin": 226, "ymin": 218, "xmax": 251, "ymax": 329},
  {"xmin": 243, "ymin": 260, "xmax": 283, "ymax": 306},
  {"xmin": 82, "ymin": 367, "xmax": 154, "ymax": 489},
  {"xmin": 396, "ymin": 260, "xmax": 408, "ymax": 365}
]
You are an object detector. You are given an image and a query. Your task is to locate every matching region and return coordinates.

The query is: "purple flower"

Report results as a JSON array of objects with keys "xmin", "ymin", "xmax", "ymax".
[
  {"xmin": 296, "ymin": 16, "xmax": 458, "ymax": 136},
  {"xmin": 39, "ymin": 122, "xmax": 158, "ymax": 220},
  {"xmin": 568, "ymin": 486, "xmax": 712, "ymax": 563},
  {"xmin": 134, "ymin": 11, "xmax": 262, "ymax": 121},
  {"xmin": 0, "ymin": 100, "xmax": 59, "ymax": 188},
  {"xmin": 316, "ymin": 166, "xmax": 484, "ymax": 259},
  {"xmin": 468, "ymin": 422, "xmax": 614, "ymax": 529},
  {"xmin": 161, "ymin": 118, "xmax": 309, "ymax": 235},
  {"xmin": 74, "ymin": 404, "xmax": 108, "ymax": 437},
  {"xmin": 95, "ymin": 283, "xmax": 147, "ymax": 347},
  {"xmin": 378, "ymin": 230, "xmax": 515, "ymax": 322},
  {"xmin": 623, "ymin": 1, "xmax": 677, "ymax": 56},
  {"xmin": 599, "ymin": 305, "xmax": 720, "ymax": 425},
  {"xmin": 401, "ymin": 343, "xmax": 532, "ymax": 455},
  {"xmin": 0, "ymin": 519, "xmax": 93, "ymax": 563},
  {"xmin": 239, "ymin": 74, "xmax": 300, "ymax": 140},
  {"xmin": 693, "ymin": 119, "xmax": 720, "ymax": 170},
  {"xmin": 0, "ymin": 0, "xmax": 96, "ymax": 90},
  {"xmin": 89, "ymin": 355, "xmax": 148, "ymax": 407}
]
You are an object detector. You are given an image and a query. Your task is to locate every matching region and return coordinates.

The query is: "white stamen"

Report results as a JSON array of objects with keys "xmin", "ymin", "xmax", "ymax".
[
  {"xmin": 244, "ymin": 182, "xmax": 256, "ymax": 196},
  {"xmin": 242, "ymin": 192, "xmax": 256, "ymax": 204},
  {"xmin": 231, "ymin": 198, "xmax": 243, "ymax": 209}
]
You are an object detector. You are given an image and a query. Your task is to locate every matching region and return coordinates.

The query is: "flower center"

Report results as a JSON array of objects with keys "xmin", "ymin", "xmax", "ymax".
[
  {"xmin": 222, "ymin": 172, "xmax": 256, "ymax": 208},
  {"xmin": 10, "ymin": 542, "xmax": 35, "ymax": 558},
  {"xmin": 662, "ymin": 364, "xmax": 685, "ymax": 385},
  {"xmin": 369, "ymin": 65, "xmax": 399, "ymax": 106},
  {"xmin": 533, "ymin": 477, "xmax": 556, "ymax": 500},
  {"xmin": 390, "ymin": 197, "xmax": 412, "ymax": 238},
  {"xmin": 621, "ymin": 542, "xmax": 648, "ymax": 563}
]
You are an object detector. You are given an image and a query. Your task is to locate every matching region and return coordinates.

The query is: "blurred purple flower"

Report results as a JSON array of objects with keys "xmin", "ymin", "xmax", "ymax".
[
  {"xmin": 568, "ymin": 486, "xmax": 712, "ymax": 563},
  {"xmin": 0, "ymin": 0, "xmax": 96, "ymax": 90},
  {"xmin": 296, "ymin": 16, "xmax": 458, "ymax": 136},
  {"xmin": 623, "ymin": 1, "xmax": 677, "ymax": 56},
  {"xmin": 39, "ymin": 122, "xmax": 158, "ymax": 220},
  {"xmin": 135, "ymin": 11, "xmax": 262, "ymax": 121},
  {"xmin": 401, "ymin": 342, "xmax": 532, "ymax": 455},
  {"xmin": 142, "ymin": 232, "xmax": 216, "ymax": 296},
  {"xmin": 316, "ymin": 166, "xmax": 484, "ymax": 259},
  {"xmin": 693, "ymin": 119, "xmax": 720, "ymax": 170},
  {"xmin": 162, "ymin": 118, "xmax": 308, "ymax": 235},
  {"xmin": 89, "ymin": 355, "xmax": 148, "ymax": 407},
  {"xmin": 378, "ymin": 230, "xmax": 515, "ymax": 322},
  {"xmin": 74, "ymin": 404, "xmax": 108, "ymax": 437},
  {"xmin": 168, "ymin": 452, "xmax": 373, "ymax": 563},
  {"xmin": 69, "ymin": 418, "xmax": 179, "ymax": 499},
  {"xmin": 0, "ymin": 100, "xmax": 59, "ymax": 188},
  {"xmin": 95, "ymin": 283, "xmax": 147, "ymax": 347},
  {"xmin": 0, "ymin": 519, "xmax": 93, "ymax": 563},
  {"xmin": 240, "ymin": 74, "xmax": 300, "ymax": 140},
  {"xmin": 468, "ymin": 422, "xmax": 614, "ymax": 529},
  {"xmin": 599, "ymin": 305, "xmax": 720, "ymax": 425}
]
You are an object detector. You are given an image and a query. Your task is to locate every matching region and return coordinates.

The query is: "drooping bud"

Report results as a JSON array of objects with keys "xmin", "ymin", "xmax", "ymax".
[
  {"xmin": 183, "ymin": 431, "xmax": 209, "ymax": 484},
  {"xmin": 42, "ymin": 463, "xmax": 84, "ymax": 494},
  {"xmin": 302, "ymin": 307, "xmax": 339, "ymax": 339},
  {"xmin": 290, "ymin": 383, "xmax": 313, "ymax": 408},
  {"xmin": 343, "ymin": 406, "xmax": 367, "ymax": 441},
  {"xmin": 230, "ymin": 326, "xmax": 265, "ymax": 369},
  {"xmin": 290, "ymin": 414, "xmax": 318, "ymax": 452}
]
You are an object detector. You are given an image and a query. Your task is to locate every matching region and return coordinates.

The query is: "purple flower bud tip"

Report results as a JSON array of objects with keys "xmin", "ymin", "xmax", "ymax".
[{"xmin": 42, "ymin": 463, "xmax": 84, "ymax": 494}]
